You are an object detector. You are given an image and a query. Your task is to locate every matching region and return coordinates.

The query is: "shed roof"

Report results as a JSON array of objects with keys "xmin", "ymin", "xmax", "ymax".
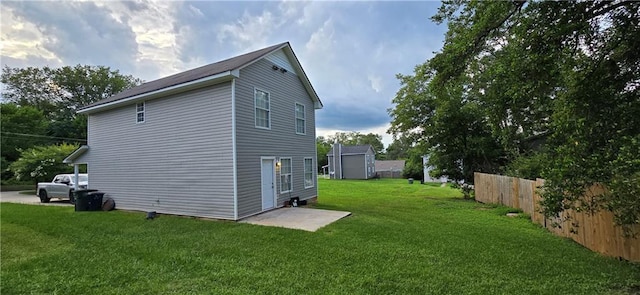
[
  {"xmin": 79, "ymin": 42, "xmax": 322, "ymax": 113},
  {"xmin": 327, "ymin": 145, "xmax": 373, "ymax": 155},
  {"xmin": 63, "ymin": 145, "xmax": 89, "ymax": 164},
  {"xmin": 375, "ymin": 160, "xmax": 406, "ymax": 172}
]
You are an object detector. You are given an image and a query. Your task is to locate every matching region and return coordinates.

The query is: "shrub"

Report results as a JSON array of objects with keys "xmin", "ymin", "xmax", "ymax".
[{"xmin": 9, "ymin": 143, "xmax": 80, "ymax": 183}]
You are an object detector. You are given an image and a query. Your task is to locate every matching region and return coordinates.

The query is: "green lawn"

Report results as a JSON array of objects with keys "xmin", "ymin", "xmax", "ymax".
[{"xmin": 2, "ymin": 179, "xmax": 638, "ymax": 294}]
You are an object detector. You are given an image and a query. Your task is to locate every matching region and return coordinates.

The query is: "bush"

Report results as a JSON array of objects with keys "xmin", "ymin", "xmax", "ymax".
[
  {"xmin": 9, "ymin": 143, "xmax": 80, "ymax": 183},
  {"xmin": 402, "ymin": 160, "xmax": 424, "ymax": 180}
]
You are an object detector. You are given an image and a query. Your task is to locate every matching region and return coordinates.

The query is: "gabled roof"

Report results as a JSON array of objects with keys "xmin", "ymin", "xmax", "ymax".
[
  {"xmin": 375, "ymin": 160, "xmax": 406, "ymax": 172},
  {"xmin": 79, "ymin": 42, "xmax": 322, "ymax": 114},
  {"xmin": 327, "ymin": 145, "xmax": 374, "ymax": 156}
]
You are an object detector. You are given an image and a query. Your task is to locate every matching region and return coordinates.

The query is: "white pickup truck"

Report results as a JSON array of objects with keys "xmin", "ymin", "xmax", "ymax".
[{"xmin": 36, "ymin": 174, "xmax": 88, "ymax": 203}]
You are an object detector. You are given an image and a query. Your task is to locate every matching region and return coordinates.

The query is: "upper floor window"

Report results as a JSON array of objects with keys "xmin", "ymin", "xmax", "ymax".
[
  {"xmin": 255, "ymin": 89, "xmax": 270, "ymax": 129},
  {"xmin": 280, "ymin": 157, "xmax": 292, "ymax": 193},
  {"xmin": 136, "ymin": 102, "xmax": 145, "ymax": 123},
  {"xmin": 295, "ymin": 103, "xmax": 305, "ymax": 134}
]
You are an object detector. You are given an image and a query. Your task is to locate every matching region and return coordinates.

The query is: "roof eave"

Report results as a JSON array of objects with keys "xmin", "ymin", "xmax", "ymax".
[
  {"xmin": 63, "ymin": 145, "xmax": 89, "ymax": 164},
  {"xmin": 78, "ymin": 70, "xmax": 238, "ymax": 114}
]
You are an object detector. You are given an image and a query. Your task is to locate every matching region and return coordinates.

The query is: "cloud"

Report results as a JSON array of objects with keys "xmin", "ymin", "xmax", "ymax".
[
  {"xmin": 3, "ymin": 2, "xmax": 139, "ymax": 73},
  {"xmin": 95, "ymin": 1, "xmax": 184, "ymax": 79},
  {"xmin": 217, "ymin": 9, "xmax": 285, "ymax": 51},
  {"xmin": 1, "ymin": 0, "xmax": 448, "ymax": 140},
  {"xmin": 0, "ymin": 1, "xmax": 191, "ymax": 81},
  {"xmin": 0, "ymin": 4, "xmax": 62, "ymax": 66}
]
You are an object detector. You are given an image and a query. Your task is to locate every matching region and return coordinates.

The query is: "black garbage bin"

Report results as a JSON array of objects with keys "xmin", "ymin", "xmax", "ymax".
[
  {"xmin": 86, "ymin": 192, "xmax": 105, "ymax": 211},
  {"xmin": 74, "ymin": 189, "xmax": 101, "ymax": 211}
]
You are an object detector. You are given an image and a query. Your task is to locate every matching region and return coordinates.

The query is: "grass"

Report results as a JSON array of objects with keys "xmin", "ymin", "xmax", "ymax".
[
  {"xmin": 1, "ymin": 184, "xmax": 34, "ymax": 192},
  {"xmin": 2, "ymin": 178, "xmax": 639, "ymax": 294}
]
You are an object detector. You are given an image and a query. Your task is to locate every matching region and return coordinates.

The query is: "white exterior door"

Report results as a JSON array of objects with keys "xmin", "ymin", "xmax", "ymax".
[{"xmin": 261, "ymin": 158, "xmax": 276, "ymax": 210}]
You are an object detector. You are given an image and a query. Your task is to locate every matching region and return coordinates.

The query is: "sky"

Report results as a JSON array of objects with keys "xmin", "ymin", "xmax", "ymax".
[{"xmin": 0, "ymin": 1, "xmax": 448, "ymax": 147}]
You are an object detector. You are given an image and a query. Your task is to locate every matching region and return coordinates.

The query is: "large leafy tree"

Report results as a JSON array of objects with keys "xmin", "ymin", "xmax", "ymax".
[
  {"xmin": 326, "ymin": 132, "xmax": 385, "ymax": 156},
  {"xmin": 389, "ymin": 64, "xmax": 504, "ymax": 183},
  {"xmin": 0, "ymin": 103, "xmax": 49, "ymax": 178},
  {"xmin": 316, "ymin": 136, "xmax": 332, "ymax": 172},
  {"xmin": 389, "ymin": 0, "xmax": 640, "ymax": 229},
  {"xmin": 316, "ymin": 132, "xmax": 386, "ymax": 171},
  {"xmin": 1, "ymin": 65, "xmax": 142, "ymax": 140},
  {"xmin": 385, "ymin": 136, "xmax": 413, "ymax": 160}
]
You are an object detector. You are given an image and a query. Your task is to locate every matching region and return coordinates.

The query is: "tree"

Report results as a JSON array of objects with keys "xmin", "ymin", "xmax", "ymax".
[
  {"xmin": 0, "ymin": 67, "xmax": 60, "ymax": 116},
  {"xmin": 388, "ymin": 65, "xmax": 505, "ymax": 183},
  {"xmin": 316, "ymin": 136, "xmax": 331, "ymax": 172},
  {"xmin": 9, "ymin": 143, "xmax": 81, "ymax": 183},
  {"xmin": 327, "ymin": 132, "xmax": 385, "ymax": 157},
  {"xmin": 385, "ymin": 136, "xmax": 412, "ymax": 160},
  {"xmin": 1, "ymin": 65, "xmax": 142, "ymax": 141},
  {"xmin": 0, "ymin": 103, "xmax": 49, "ymax": 178},
  {"xmin": 390, "ymin": 0, "xmax": 640, "ymax": 230}
]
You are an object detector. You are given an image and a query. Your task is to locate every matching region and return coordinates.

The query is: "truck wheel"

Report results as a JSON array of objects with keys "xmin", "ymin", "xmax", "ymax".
[
  {"xmin": 39, "ymin": 190, "xmax": 50, "ymax": 203},
  {"xmin": 69, "ymin": 191, "xmax": 75, "ymax": 204}
]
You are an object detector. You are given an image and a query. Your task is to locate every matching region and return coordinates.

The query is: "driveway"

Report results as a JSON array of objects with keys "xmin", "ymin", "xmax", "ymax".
[{"xmin": 0, "ymin": 191, "xmax": 73, "ymax": 206}]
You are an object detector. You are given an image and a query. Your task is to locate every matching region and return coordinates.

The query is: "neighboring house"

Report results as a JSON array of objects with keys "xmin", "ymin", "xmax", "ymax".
[
  {"xmin": 63, "ymin": 42, "xmax": 322, "ymax": 220},
  {"xmin": 327, "ymin": 143, "xmax": 376, "ymax": 180},
  {"xmin": 375, "ymin": 160, "xmax": 405, "ymax": 178},
  {"xmin": 423, "ymin": 155, "xmax": 447, "ymax": 183}
]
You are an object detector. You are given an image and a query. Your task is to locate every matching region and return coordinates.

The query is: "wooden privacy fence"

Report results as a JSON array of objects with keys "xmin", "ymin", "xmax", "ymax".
[{"xmin": 474, "ymin": 172, "xmax": 640, "ymax": 262}]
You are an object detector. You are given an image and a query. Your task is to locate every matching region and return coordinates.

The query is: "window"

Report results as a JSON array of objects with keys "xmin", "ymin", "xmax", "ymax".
[
  {"xmin": 295, "ymin": 103, "xmax": 305, "ymax": 134},
  {"xmin": 136, "ymin": 102, "xmax": 145, "ymax": 123},
  {"xmin": 255, "ymin": 89, "xmax": 270, "ymax": 128},
  {"xmin": 280, "ymin": 158, "xmax": 292, "ymax": 193},
  {"xmin": 304, "ymin": 158, "xmax": 314, "ymax": 188}
]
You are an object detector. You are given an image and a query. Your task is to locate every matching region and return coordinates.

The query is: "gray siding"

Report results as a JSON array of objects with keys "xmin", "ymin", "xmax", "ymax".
[
  {"xmin": 86, "ymin": 83, "xmax": 235, "ymax": 219},
  {"xmin": 235, "ymin": 58, "xmax": 317, "ymax": 218},
  {"xmin": 328, "ymin": 143, "xmax": 343, "ymax": 179},
  {"xmin": 265, "ymin": 49, "xmax": 297, "ymax": 75},
  {"xmin": 327, "ymin": 155, "xmax": 335, "ymax": 179},
  {"xmin": 365, "ymin": 148, "xmax": 376, "ymax": 179},
  {"xmin": 342, "ymin": 155, "xmax": 366, "ymax": 179}
]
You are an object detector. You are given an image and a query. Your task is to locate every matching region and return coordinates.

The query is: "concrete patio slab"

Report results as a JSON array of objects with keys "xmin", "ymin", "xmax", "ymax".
[{"xmin": 240, "ymin": 207, "xmax": 351, "ymax": 232}]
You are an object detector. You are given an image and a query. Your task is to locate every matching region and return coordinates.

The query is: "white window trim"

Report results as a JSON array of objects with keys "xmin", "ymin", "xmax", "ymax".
[
  {"xmin": 280, "ymin": 157, "xmax": 292, "ymax": 193},
  {"xmin": 136, "ymin": 101, "xmax": 145, "ymax": 123},
  {"xmin": 295, "ymin": 103, "xmax": 306, "ymax": 135},
  {"xmin": 304, "ymin": 157, "xmax": 314, "ymax": 189},
  {"xmin": 254, "ymin": 88, "xmax": 271, "ymax": 130}
]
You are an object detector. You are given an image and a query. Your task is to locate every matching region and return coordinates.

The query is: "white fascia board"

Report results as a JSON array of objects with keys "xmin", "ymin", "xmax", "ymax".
[
  {"xmin": 63, "ymin": 145, "xmax": 89, "ymax": 164},
  {"xmin": 78, "ymin": 71, "xmax": 238, "ymax": 114}
]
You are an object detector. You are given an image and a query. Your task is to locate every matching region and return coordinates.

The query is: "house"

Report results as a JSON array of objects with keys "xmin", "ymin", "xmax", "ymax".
[
  {"xmin": 423, "ymin": 155, "xmax": 447, "ymax": 183},
  {"xmin": 63, "ymin": 42, "xmax": 322, "ymax": 220},
  {"xmin": 374, "ymin": 160, "xmax": 405, "ymax": 178},
  {"xmin": 326, "ymin": 143, "xmax": 376, "ymax": 179}
]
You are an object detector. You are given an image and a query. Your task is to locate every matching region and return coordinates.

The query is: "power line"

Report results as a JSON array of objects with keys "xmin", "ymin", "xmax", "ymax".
[{"xmin": 0, "ymin": 131, "xmax": 87, "ymax": 142}]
